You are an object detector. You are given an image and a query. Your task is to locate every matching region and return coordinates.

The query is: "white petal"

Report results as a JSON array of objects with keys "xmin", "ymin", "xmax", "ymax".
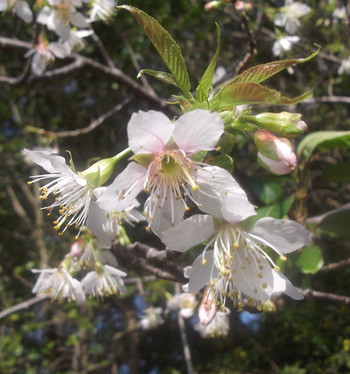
[
  {"xmin": 50, "ymin": 41, "xmax": 71, "ymax": 58},
  {"xmin": 250, "ymin": 217, "xmax": 312, "ymax": 254},
  {"xmin": 104, "ymin": 264, "xmax": 127, "ymax": 278},
  {"xmin": 15, "ymin": 0, "xmax": 33, "ymax": 23},
  {"xmin": 0, "ymin": 0, "xmax": 8, "ymax": 12},
  {"xmin": 127, "ymin": 110, "xmax": 174, "ymax": 154},
  {"xmin": 192, "ymin": 166, "xmax": 255, "ymax": 221},
  {"xmin": 146, "ymin": 192, "xmax": 184, "ymax": 236},
  {"xmin": 86, "ymin": 200, "xmax": 111, "ymax": 248},
  {"xmin": 161, "ymin": 214, "xmax": 215, "ymax": 252},
  {"xmin": 69, "ymin": 11, "xmax": 89, "ymax": 28},
  {"xmin": 232, "ymin": 249, "xmax": 274, "ymax": 302},
  {"xmin": 272, "ymin": 270, "xmax": 303, "ymax": 300},
  {"xmin": 36, "ymin": 6, "xmax": 52, "ymax": 25},
  {"xmin": 31, "ymin": 53, "xmax": 47, "ymax": 76},
  {"xmin": 187, "ymin": 250, "xmax": 218, "ymax": 293},
  {"xmin": 172, "ymin": 109, "xmax": 224, "ymax": 153},
  {"xmin": 97, "ymin": 162, "xmax": 147, "ymax": 212}
]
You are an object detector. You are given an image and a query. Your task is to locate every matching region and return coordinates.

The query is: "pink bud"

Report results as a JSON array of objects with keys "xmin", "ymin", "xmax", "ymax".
[
  {"xmin": 254, "ymin": 130, "xmax": 297, "ymax": 175},
  {"xmin": 198, "ymin": 288, "xmax": 217, "ymax": 326},
  {"xmin": 70, "ymin": 240, "xmax": 84, "ymax": 258}
]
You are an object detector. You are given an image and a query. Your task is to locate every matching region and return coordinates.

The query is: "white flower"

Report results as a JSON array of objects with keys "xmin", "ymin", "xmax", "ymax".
[
  {"xmin": 162, "ymin": 197, "xmax": 312, "ymax": 309},
  {"xmin": 89, "ymin": 0, "xmax": 115, "ymax": 22},
  {"xmin": 81, "ymin": 264, "xmax": 127, "ymax": 298},
  {"xmin": 167, "ymin": 293, "xmax": 197, "ymax": 318},
  {"xmin": 140, "ymin": 307, "xmax": 164, "ymax": 330},
  {"xmin": 195, "ymin": 310, "xmax": 230, "ymax": 338},
  {"xmin": 333, "ymin": 7, "xmax": 347, "ymax": 23},
  {"xmin": 338, "ymin": 58, "xmax": 350, "ymax": 75},
  {"xmin": 274, "ymin": 0, "xmax": 311, "ymax": 34},
  {"xmin": 25, "ymin": 149, "xmax": 105, "ymax": 237},
  {"xmin": 272, "ymin": 35, "xmax": 300, "ymax": 57},
  {"xmin": 32, "ymin": 267, "xmax": 85, "ymax": 303},
  {"xmin": 24, "ymin": 37, "xmax": 71, "ymax": 76},
  {"xmin": 0, "ymin": 0, "xmax": 33, "ymax": 23},
  {"xmin": 37, "ymin": 0, "xmax": 89, "ymax": 40},
  {"xmin": 97, "ymin": 109, "xmax": 236, "ymax": 235}
]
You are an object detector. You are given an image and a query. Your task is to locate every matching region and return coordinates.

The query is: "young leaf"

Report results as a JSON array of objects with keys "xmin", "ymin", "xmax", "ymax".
[
  {"xmin": 138, "ymin": 69, "xmax": 180, "ymax": 88},
  {"xmin": 217, "ymin": 82, "xmax": 311, "ymax": 106},
  {"xmin": 196, "ymin": 23, "xmax": 221, "ymax": 102},
  {"xmin": 208, "ymin": 154, "xmax": 234, "ymax": 173},
  {"xmin": 118, "ymin": 5, "xmax": 191, "ymax": 99},
  {"xmin": 221, "ymin": 48, "xmax": 319, "ymax": 86},
  {"xmin": 297, "ymin": 131, "xmax": 350, "ymax": 162}
]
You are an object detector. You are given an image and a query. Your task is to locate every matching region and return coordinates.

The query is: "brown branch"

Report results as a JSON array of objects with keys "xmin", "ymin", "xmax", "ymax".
[
  {"xmin": 55, "ymin": 96, "xmax": 133, "ymax": 138},
  {"xmin": 91, "ymin": 30, "xmax": 115, "ymax": 69},
  {"xmin": 319, "ymin": 259, "xmax": 350, "ymax": 273},
  {"xmin": 301, "ymin": 96, "xmax": 350, "ymax": 105},
  {"xmin": 298, "ymin": 288, "xmax": 350, "ymax": 305},
  {"xmin": 0, "ymin": 294, "xmax": 49, "ymax": 320},
  {"xmin": 0, "ymin": 36, "xmax": 178, "ymax": 116}
]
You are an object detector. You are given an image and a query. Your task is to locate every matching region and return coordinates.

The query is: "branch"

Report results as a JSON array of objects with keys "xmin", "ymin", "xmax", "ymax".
[
  {"xmin": 298, "ymin": 288, "xmax": 350, "ymax": 305},
  {"xmin": 0, "ymin": 294, "xmax": 49, "ymax": 320},
  {"xmin": 55, "ymin": 96, "xmax": 133, "ymax": 138},
  {"xmin": 319, "ymin": 259, "xmax": 350, "ymax": 273},
  {"xmin": 301, "ymin": 96, "xmax": 350, "ymax": 105},
  {"xmin": 0, "ymin": 36, "xmax": 178, "ymax": 116}
]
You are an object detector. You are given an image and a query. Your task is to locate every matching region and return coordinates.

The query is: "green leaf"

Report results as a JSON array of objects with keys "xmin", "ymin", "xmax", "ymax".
[
  {"xmin": 138, "ymin": 69, "xmax": 180, "ymax": 87},
  {"xmin": 222, "ymin": 48, "xmax": 319, "ymax": 86},
  {"xmin": 118, "ymin": 5, "xmax": 191, "ymax": 98},
  {"xmin": 216, "ymin": 82, "xmax": 311, "ymax": 106},
  {"xmin": 296, "ymin": 246, "xmax": 324, "ymax": 274},
  {"xmin": 248, "ymin": 177, "xmax": 283, "ymax": 205},
  {"xmin": 306, "ymin": 203, "xmax": 350, "ymax": 239},
  {"xmin": 253, "ymin": 196, "xmax": 294, "ymax": 224},
  {"xmin": 297, "ymin": 131, "xmax": 350, "ymax": 162},
  {"xmin": 196, "ymin": 23, "xmax": 221, "ymax": 102},
  {"xmin": 209, "ymin": 154, "xmax": 234, "ymax": 173},
  {"xmin": 217, "ymin": 131, "xmax": 235, "ymax": 154}
]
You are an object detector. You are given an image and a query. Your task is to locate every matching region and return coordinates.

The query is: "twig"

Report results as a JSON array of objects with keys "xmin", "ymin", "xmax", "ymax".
[
  {"xmin": 56, "ymin": 96, "xmax": 133, "ymax": 138},
  {"xmin": 298, "ymin": 288, "xmax": 350, "ymax": 305},
  {"xmin": 91, "ymin": 31, "xmax": 115, "ymax": 68},
  {"xmin": 319, "ymin": 259, "xmax": 350, "ymax": 273},
  {"xmin": 301, "ymin": 96, "xmax": 350, "ymax": 105},
  {"xmin": 176, "ymin": 283, "xmax": 195, "ymax": 374},
  {"xmin": 0, "ymin": 294, "xmax": 49, "ymax": 320}
]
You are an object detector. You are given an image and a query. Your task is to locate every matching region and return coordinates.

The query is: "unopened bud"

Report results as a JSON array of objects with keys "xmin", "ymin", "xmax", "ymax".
[
  {"xmin": 254, "ymin": 130, "xmax": 297, "ymax": 175},
  {"xmin": 247, "ymin": 112, "xmax": 307, "ymax": 137},
  {"xmin": 205, "ymin": 1, "xmax": 222, "ymax": 11},
  {"xmin": 69, "ymin": 239, "xmax": 84, "ymax": 258},
  {"xmin": 198, "ymin": 287, "xmax": 217, "ymax": 326}
]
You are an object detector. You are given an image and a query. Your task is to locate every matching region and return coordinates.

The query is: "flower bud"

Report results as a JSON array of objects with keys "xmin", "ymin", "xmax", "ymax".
[
  {"xmin": 254, "ymin": 130, "xmax": 297, "ymax": 175},
  {"xmin": 69, "ymin": 239, "xmax": 85, "ymax": 258},
  {"xmin": 205, "ymin": 1, "xmax": 222, "ymax": 11},
  {"xmin": 79, "ymin": 157, "xmax": 118, "ymax": 188},
  {"xmin": 198, "ymin": 287, "xmax": 217, "ymax": 326},
  {"xmin": 247, "ymin": 111, "xmax": 307, "ymax": 137}
]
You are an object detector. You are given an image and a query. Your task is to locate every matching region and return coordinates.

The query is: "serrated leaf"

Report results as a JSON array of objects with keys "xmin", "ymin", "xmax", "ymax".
[
  {"xmin": 306, "ymin": 203, "xmax": 350, "ymax": 239},
  {"xmin": 217, "ymin": 82, "xmax": 311, "ymax": 106},
  {"xmin": 223, "ymin": 48, "xmax": 319, "ymax": 86},
  {"xmin": 253, "ymin": 196, "xmax": 294, "ymax": 224},
  {"xmin": 196, "ymin": 23, "xmax": 221, "ymax": 102},
  {"xmin": 209, "ymin": 154, "xmax": 234, "ymax": 173},
  {"xmin": 296, "ymin": 246, "xmax": 324, "ymax": 275},
  {"xmin": 297, "ymin": 131, "xmax": 350, "ymax": 162},
  {"xmin": 118, "ymin": 5, "xmax": 191, "ymax": 98},
  {"xmin": 138, "ymin": 69, "xmax": 180, "ymax": 87}
]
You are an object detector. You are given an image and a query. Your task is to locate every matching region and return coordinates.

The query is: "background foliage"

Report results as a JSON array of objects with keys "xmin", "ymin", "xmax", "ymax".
[{"xmin": 0, "ymin": 0, "xmax": 349, "ymax": 373}]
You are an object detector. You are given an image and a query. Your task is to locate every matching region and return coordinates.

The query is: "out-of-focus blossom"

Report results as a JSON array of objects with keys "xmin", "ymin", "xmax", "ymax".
[
  {"xmin": 333, "ymin": 7, "xmax": 347, "ymax": 23},
  {"xmin": 89, "ymin": 0, "xmax": 116, "ymax": 22},
  {"xmin": 32, "ymin": 267, "xmax": 85, "ymax": 303},
  {"xmin": 274, "ymin": 0, "xmax": 311, "ymax": 34},
  {"xmin": 37, "ymin": 0, "xmax": 89, "ymax": 40},
  {"xmin": 81, "ymin": 264, "xmax": 127, "ymax": 298},
  {"xmin": 0, "ymin": 0, "xmax": 33, "ymax": 23},
  {"xmin": 195, "ymin": 310, "xmax": 231, "ymax": 338},
  {"xmin": 24, "ymin": 37, "xmax": 71, "ymax": 75},
  {"xmin": 272, "ymin": 35, "xmax": 300, "ymax": 57},
  {"xmin": 254, "ymin": 130, "xmax": 297, "ymax": 175},
  {"xmin": 140, "ymin": 307, "xmax": 164, "ymax": 330},
  {"xmin": 167, "ymin": 293, "xmax": 197, "ymax": 318},
  {"xmin": 338, "ymin": 58, "xmax": 350, "ymax": 75}
]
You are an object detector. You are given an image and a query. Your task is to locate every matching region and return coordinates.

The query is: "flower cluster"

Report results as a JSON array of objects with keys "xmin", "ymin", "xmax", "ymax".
[{"xmin": 26, "ymin": 108, "xmax": 312, "ymax": 315}]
